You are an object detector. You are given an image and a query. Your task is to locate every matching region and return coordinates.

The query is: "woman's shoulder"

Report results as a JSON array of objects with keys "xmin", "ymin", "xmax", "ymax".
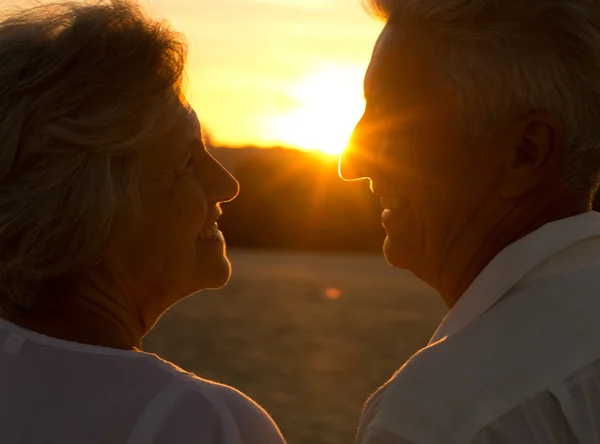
[{"xmin": 140, "ymin": 354, "xmax": 286, "ymax": 444}]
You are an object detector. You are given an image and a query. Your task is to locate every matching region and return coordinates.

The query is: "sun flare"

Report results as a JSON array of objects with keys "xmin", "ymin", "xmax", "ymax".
[{"xmin": 268, "ymin": 66, "xmax": 366, "ymax": 155}]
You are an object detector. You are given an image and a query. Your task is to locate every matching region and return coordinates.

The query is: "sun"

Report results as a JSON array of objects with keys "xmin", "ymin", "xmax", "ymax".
[{"xmin": 268, "ymin": 66, "xmax": 366, "ymax": 155}]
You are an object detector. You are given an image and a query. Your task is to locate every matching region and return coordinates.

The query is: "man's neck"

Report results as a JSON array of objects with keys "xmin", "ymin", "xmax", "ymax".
[{"xmin": 431, "ymin": 193, "xmax": 590, "ymax": 309}]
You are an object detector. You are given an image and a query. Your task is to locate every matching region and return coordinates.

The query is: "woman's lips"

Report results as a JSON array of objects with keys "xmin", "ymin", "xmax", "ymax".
[{"xmin": 197, "ymin": 222, "xmax": 222, "ymax": 241}]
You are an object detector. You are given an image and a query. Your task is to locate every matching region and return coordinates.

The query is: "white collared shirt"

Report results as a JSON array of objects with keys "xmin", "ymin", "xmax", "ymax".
[{"xmin": 357, "ymin": 211, "xmax": 600, "ymax": 444}]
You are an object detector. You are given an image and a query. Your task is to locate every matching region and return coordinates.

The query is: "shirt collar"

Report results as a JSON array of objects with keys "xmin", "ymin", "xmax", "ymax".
[{"xmin": 429, "ymin": 211, "xmax": 600, "ymax": 344}]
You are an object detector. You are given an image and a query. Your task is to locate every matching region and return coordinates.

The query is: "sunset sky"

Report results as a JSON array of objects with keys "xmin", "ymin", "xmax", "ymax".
[{"xmin": 140, "ymin": 0, "xmax": 384, "ymax": 153}]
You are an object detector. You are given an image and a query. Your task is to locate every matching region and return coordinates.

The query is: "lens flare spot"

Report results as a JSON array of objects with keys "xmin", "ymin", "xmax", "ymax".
[{"xmin": 324, "ymin": 287, "xmax": 342, "ymax": 300}]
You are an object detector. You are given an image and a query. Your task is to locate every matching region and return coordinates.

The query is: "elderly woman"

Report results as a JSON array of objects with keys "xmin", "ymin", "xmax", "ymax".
[{"xmin": 0, "ymin": 2, "xmax": 286, "ymax": 443}]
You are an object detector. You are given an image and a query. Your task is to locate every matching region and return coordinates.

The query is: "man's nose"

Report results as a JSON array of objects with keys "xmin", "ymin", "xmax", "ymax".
[{"xmin": 339, "ymin": 114, "xmax": 379, "ymax": 181}]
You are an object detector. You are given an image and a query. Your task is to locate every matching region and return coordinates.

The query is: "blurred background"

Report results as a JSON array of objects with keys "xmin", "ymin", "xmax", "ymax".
[{"xmin": 134, "ymin": 1, "xmax": 447, "ymax": 443}]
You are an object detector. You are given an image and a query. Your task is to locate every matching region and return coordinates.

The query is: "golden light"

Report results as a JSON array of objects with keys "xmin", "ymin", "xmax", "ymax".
[{"xmin": 268, "ymin": 65, "xmax": 366, "ymax": 155}]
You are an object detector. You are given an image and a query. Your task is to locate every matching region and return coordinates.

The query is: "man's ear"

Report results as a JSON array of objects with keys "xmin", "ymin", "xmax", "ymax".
[{"xmin": 498, "ymin": 113, "xmax": 564, "ymax": 199}]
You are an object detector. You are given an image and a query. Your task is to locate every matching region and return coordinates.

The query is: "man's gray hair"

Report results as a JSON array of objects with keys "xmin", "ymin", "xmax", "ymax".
[
  {"xmin": 0, "ymin": 0, "xmax": 187, "ymax": 313},
  {"xmin": 363, "ymin": 0, "xmax": 600, "ymax": 196}
]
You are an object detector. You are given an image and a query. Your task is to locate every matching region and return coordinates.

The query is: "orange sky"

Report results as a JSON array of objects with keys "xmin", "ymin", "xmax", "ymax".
[{"xmin": 142, "ymin": 0, "xmax": 384, "ymax": 153}]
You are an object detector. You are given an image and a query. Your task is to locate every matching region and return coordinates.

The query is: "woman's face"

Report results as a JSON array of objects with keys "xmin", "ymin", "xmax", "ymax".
[{"xmin": 104, "ymin": 107, "xmax": 239, "ymax": 319}]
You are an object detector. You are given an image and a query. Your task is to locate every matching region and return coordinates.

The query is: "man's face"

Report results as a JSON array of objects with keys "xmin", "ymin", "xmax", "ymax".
[{"xmin": 340, "ymin": 24, "xmax": 506, "ymax": 275}]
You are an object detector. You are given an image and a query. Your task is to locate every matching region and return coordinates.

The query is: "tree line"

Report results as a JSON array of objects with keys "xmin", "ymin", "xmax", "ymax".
[
  {"xmin": 212, "ymin": 146, "xmax": 385, "ymax": 252},
  {"xmin": 212, "ymin": 145, "xmax": 600, "ymax": 253}
]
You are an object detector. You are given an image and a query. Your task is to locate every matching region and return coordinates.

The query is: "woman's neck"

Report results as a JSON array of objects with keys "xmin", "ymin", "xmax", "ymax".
[{"xmin": 1, "ymin": 292, "xmax": 144, "ymax": 350}]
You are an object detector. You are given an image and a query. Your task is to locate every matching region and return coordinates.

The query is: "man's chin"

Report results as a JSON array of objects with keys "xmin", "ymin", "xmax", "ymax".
[{"xmin": 383, "ymin": 236, "xmax": 413, "ymax": 271}]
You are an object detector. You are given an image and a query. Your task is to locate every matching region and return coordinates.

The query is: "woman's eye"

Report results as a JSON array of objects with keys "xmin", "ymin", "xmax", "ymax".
[
  {"xmin": 176, "ymin": 155, "xmax": 194, "ymax": 178},
  {"xmin": 184, "ymin": 155, "xmax": 194, "ymax": 170}
]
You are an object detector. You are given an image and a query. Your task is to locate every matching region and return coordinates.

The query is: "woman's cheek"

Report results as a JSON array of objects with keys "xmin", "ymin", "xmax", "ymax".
[{"xmin": 175, "ymin": 177, "xmax": 209, "ymax": 232}]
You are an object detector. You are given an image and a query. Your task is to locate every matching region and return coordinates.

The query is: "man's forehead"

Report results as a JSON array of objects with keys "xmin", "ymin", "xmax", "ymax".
[
  {"xmin": 365, "ymin": 24, "xmax": 406, "ymax": 92},
  {"xmin": 364, "ymin": 22, "xmax": 437, "ymax": 102},
  {"xmin": 375, "ymin": 23, "xmax": 405, "ymax": 58}
]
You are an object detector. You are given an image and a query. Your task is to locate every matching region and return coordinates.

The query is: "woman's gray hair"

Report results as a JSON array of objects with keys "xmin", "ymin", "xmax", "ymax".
[
  {"xmin": 0, "ymin": 0, "xmax": 187, "ymax": 313},
  {"xmin": 363, "ymin": 0, "xmax": 600, "ymax": 196}
]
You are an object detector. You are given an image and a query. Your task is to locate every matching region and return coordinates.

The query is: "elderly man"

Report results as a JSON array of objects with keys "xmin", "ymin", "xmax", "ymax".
[{"xmin": 340, "ymin": 0, "xmax": 600, "ymax": 443}]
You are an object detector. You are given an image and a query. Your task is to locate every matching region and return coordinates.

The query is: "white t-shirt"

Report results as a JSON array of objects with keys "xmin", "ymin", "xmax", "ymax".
[{"xmin": 0, "ymin": 317, "xmax": 287, "ymax": 444}]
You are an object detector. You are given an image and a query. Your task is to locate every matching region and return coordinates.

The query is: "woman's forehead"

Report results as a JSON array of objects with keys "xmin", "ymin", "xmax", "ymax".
[
  {"xmin": 187, "ymin": 108, "xmax": 201, "ymax": 135},
  {"xmin": 143, "ymin": 106, "xmax": 202, "ymax": 169},
  {"xmin": 164, "ymin": 106, "xmax": 202, "ymax": 142}
]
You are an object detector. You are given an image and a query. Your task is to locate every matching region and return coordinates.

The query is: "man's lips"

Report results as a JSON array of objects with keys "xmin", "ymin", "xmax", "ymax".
[{"xmin": 380, "ymin": 196, "xmax": 409, "ymax": 211}]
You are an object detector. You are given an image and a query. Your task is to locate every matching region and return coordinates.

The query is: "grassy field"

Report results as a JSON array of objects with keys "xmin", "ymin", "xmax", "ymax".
[{"xmin": 143, "ymin": 248, "xmax": 445, "ymax": 444}]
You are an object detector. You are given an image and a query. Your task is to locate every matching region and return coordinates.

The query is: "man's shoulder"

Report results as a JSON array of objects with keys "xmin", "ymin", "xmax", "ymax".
[
  {"xmin": 362, "ymin": 265, "xmax": 600, "ymax": 443},
  {"xmin": 356, "ymin": 335, "xmax": 484, "ymax": 443},
  {"xmin": 362, "ymin": 339, "xmax": 478, "ymax": 441}
]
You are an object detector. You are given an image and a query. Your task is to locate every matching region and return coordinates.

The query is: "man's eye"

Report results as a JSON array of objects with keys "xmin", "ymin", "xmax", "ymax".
[{"xmin": 374, "ymin": 102, "xmax": 393, "ymax": 118}]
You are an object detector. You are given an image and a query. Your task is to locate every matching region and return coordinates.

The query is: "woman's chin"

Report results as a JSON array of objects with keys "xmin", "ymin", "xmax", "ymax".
[{"xmin": 195, "ymin": 256, "xmax": 232, "ymax": 290}]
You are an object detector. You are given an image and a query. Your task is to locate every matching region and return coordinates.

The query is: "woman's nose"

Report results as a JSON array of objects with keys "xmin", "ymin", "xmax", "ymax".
[{"xmin": 207, "ymin": 157, "xmax": 240, "ymax": 203}]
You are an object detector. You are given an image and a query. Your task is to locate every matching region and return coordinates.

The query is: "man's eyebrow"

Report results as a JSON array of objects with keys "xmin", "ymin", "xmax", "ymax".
[
  {"xmin": 363, "ymin": 82, "xmax": 371, "ymax": 101},
  {"xmin": 364, "ymin": 84, "xmax": 382, "ymax": 102}
]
